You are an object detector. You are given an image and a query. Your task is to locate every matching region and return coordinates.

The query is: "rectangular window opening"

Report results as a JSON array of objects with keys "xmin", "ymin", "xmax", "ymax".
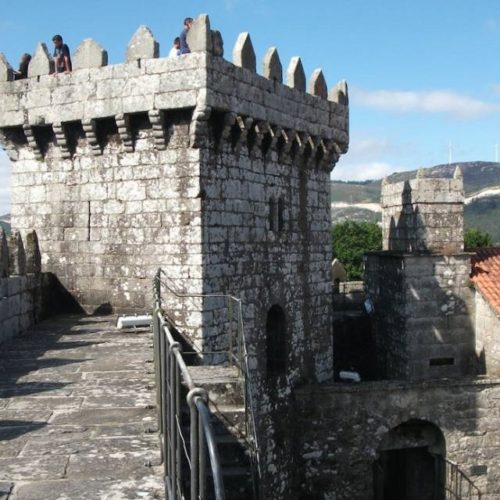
[{"xmin": 429, "ymin": 357, "xmax": 455, "ymax": 367}]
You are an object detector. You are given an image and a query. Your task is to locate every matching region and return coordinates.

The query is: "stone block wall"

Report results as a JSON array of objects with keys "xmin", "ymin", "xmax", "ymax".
[
  {"xmin": 295, "ymin": 379, "xmax": 500, "ymax": 500},
  {"xmin": 475, "ymin": 292, "xmax": 500, "ymax": 377},
  {"xmin": 381, "ymin": 168, "xmax": 464, "ymax": 253},
  {"xmin": 0, "ymin": 229, "xmax": 42, "ymax": 343},
  {"xmin": 0, "ymin": 15, "xmax": 348, "ymax": 324},
  {"xmin": 365, "ymin": 252, "xmax": 476, "ymax": 380}
]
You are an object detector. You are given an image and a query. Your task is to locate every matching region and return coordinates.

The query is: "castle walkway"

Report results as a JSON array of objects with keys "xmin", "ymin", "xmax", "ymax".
[{"xmin": 0, "ymin": 315, "xmax": 164, "ymax": 499}]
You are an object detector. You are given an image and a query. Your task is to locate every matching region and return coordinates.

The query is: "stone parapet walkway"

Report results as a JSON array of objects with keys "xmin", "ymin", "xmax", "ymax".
[{"xmin": 0, "ymin": 315, "xmax": 164, "ymax": 499}]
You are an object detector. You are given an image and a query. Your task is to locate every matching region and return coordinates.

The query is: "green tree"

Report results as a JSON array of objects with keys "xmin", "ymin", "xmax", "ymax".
[
  {"xmin": 464, "ymin": 228, "xmax": 493, "ymax": 249},
  {"xmin": 331, "ymin": 221, "xmax": 382, "ymax": 280}
]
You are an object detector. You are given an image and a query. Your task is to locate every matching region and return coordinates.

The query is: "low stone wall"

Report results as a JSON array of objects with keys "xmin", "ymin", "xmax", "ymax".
[
  {"xmin": 475, "ymin": 291, "xmax": 500, "ymax": 377},
  {"xmin": 0, "ymin": 229, "xmax": 43, "ymax": 344},
  {"xmin": 295, "ymin": 378, "xmax": 500, "ymax": 499},
  {"xmin": 332, "ymin": 280, "xmax": 364, "ymax": 310},
  {"xmin": 0, "ymin": 275, "xmax": 41, "ymax": 343}
]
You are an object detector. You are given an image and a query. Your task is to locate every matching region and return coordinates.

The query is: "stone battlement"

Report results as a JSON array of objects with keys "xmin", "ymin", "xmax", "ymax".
[
  {"xmin": 0, "ymin": 14, "xmax": 348, "ymax": 165},
  {"xmin": 0, "ymin": 228, "xmax": 43, "ymax": 343},
  {"xmin": 381, "ymin": 167, "xmax": 464, "ymax": 253}
]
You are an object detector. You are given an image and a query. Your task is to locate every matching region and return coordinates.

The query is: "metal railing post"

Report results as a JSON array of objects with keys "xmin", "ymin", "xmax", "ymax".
[
  {"xmin": 160, "ymin": 322, "xmax": 169, "ymax": 482},
  {"xmin": 199, "ymin": 410, "xmax": 207, "ymax": 500},
  {"xmin": 169, "ymin": 343, "xmax": 180, "ymax": 499},
  {"xmin": 187, "ymin": 388, "xmax": 208, "ymax": 500}
]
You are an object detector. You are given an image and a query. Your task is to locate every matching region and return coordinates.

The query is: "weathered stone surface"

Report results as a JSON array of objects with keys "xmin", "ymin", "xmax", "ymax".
[
  {"xmin": 73, "ymin": 38, "xmax": 108, "ymax": 70},
  {"xmin": 187, "ymin": 14, "xmax": 212, "ymax": 53},
  {"xmin": 365, "ymin": 252, "xmax": 475, "ymax": 381},
  {"xmin": 475, "ymin": 292, "xmax": 500, "ymax": 377},
  {"xmin": 126, "ymin": 26, "xmax": 159, "ymax": 61},
  {"xmin": 381, "ymin": 174, "xmax": 464, "ymax": 253},
  {"xmin": 28, "ymin": 43, "xmax": 54, "ymax": 77},
  {"xmin": 0, "ymin": 316, "xmax": 163, "ymax": 498},
  {"xmin": 262, "ymin": 47, "xmax": 282, "ymax": 82},
  {"xmin": 8, "ymin": 231, "xmax": 26, "ymax": 275},
  {"xmin": 328, "ymin": 79, "xmax": 349, "ymax": 104},
  {"xmin": 13, "ymin": 478, "xmax": 164, "ymax": 500},
  {"xmin": 25, "ymin": 230, "xmax": 41, "ymax": 274},
  {"xmin": 0, "ymin": 482, "xmax": 12, "ymax": 498},
  {"xmin": 296, "ymin": 380, "xmax": 500, "ymax": 499},
  {"xmin": 309, "ymin": 68, "xmax": 328, "ymax": 98},
  {"xmin": 286, "ymin": 56, "xmax": 306, "ymax": 91},
  {"xmin": 232, "ymin": 32, "xmax": 256, "ymax": 72},
  {"xmin": 0, "ymin": 53, "xmax": 13, "ymax": 82}
]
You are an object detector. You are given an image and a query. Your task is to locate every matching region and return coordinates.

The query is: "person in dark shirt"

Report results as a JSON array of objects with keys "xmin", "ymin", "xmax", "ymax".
[
  {"xmin": 179, "ymin": 17, "xmax": 193, "ymax": 54},
  {"xmin": 13, "ymin": 53, "xmax": 31, "ymax": 80},
  {"xmin": 52, "ymin": 34, "xmax": 72, "ymax": 73}
]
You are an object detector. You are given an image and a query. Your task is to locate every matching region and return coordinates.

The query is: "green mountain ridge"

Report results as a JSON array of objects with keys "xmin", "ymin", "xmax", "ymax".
[
  {"xmin": 331, "ymin": 161, "xmax": 500, "ymax": 243},
  {"xmin": 331, "ymin": 161, "xmax": 500, "ymax": 203}
]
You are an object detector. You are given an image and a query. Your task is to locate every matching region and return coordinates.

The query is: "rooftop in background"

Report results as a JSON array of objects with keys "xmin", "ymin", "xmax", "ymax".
[{"xmin": 471, "ymin": 247, "xmax": 500, "ymax": 315}]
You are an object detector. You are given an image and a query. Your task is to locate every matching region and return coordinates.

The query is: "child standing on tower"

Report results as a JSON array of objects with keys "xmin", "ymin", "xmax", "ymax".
[{"xmin": 52, "ymin": 35, "xmax": 72, "ymax": 74}]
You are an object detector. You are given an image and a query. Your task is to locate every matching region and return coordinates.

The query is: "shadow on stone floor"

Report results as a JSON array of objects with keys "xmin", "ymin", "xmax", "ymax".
[{"xmin": 0, "ymin": 421, "xmax": 47, "ymax": 441}]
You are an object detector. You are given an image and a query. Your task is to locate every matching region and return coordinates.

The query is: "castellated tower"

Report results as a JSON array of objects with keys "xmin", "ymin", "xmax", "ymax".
[
  {"xmin": 0, "ymin": 11, "xmax": 347, "ymax": 461},
  {"xmin": 365, "ymin": 168, "xmax": 477, "ymax": 380}
]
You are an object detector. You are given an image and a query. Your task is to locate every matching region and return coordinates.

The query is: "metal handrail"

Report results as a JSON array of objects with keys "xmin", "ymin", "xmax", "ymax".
[
  {"xmin": 153, "ymin": 268, "xmax": 263, "ymax": 499},
  {"xmin": 153, "ymin": 272, "xmax": 226, "ymax": 500},
  {"xmin": 155, "ymin": 269, "xmax": 262, "ymax": 490},
  {"xmin": 441, "ymin": 457, "xmax": 482, "ymax": 500}
]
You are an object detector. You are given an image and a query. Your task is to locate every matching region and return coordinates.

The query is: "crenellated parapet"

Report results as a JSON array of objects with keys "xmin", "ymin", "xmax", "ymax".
[
  {"xmin": 381, "ymin": 166, "xmax": 464, "ymax": 253},
  {"xmin": 0, "ymin": 229, "xmax": 42, "ymax": 277},
  {"xmin": 0, "ymin": 14, "xmax": 348, "ymax": 170},
  {"xmin": 0, "ymin": 228, "xmax": 43, "ymax": 343}
]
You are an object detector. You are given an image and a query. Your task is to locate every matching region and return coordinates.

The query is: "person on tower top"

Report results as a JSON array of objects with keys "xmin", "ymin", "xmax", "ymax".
[
  {"xmin": 169, "ymin": 37, "xmax": 181, "ymax": 58},
  {"xmin": 13, "ymin": 53, "xmax": 31, "ymax": 80},
  {"xmin": 179, "ymin": 17, "xmax": 193, "ymax": 54},
  {"xmin": 52, "ymin": 34, "xmax": 72, "ymax": 74}
]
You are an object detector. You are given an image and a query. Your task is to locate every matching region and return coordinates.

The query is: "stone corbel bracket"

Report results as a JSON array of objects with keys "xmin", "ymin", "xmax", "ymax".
[
  {"xmin": 22, "ymin": 124, "xmax": 43, "ymax": 160},
  {"xmin": 82, "ymin": 120, "xmax": 102, "ymax": 156},
  {"xmin": 116, "ymin": 114, "xmax": 134, "ymax": 153},
  {"xmin": 52, "ymin": 122, "xmax": 71, "ymax": 159},
  {"xmin": 190, "ymin": 103, "xmax": 213, "ymax": 149},
  {"xmin": 148, "ymin": 110, "xmax": 167, "ymax": 150}
]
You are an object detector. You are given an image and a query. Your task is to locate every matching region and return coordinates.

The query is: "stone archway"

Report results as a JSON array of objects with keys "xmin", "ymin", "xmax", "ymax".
[{"xmin": 374, "ymin": 419, "xmax": 446, "ymax": 500}]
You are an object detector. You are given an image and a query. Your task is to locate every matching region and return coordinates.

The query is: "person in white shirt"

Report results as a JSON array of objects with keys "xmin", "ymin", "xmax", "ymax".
[{"xmin": 169, "ymin": 37, "xmax": 181, "ymax": 58}]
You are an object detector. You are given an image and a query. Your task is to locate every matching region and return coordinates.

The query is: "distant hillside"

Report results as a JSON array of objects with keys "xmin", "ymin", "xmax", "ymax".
[
  {"xmin": 331, "ymin": 162, "xmax": 500, "ymax": 203},
  {"xmin": 0, "ymin": 214, "xmax": 10, "ymax": 235},
  {"xmin": 331, "ymin": 162, "xmax": 500, "ymax": 243}
]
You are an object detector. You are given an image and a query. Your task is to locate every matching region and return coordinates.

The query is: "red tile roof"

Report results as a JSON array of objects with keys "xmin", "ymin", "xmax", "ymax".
[{"xmin": 471, "ymin": 247, "xmax": 500, "ymax": 316}]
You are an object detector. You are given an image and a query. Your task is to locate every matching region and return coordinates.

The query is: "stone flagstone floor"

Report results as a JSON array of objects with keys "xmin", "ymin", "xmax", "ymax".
[{"xmin": 0, "ymin": 315, "xmax": 164, "ymax": 499}]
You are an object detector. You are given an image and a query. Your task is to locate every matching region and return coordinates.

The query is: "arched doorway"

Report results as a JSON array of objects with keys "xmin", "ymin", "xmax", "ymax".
[
  {"xmin": 374, "ymin": 420, "xmax": 445, "ymax": 500},
  {"xmin": 266, "ymin": 305, "xmax": 287, "ymax": 378}
]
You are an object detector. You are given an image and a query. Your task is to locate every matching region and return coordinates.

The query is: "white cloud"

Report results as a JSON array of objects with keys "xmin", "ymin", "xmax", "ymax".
[
  {"xmin": 224, "ymin": 0, "xmax": 240, "ymax": 11},
  {"xmin": 485, "ymin": 19, "xmax": 500, "ymax": 32},
  {"xmin": 332, "ymin": 160, "xmax": 400, "ymax": 181},
  {"xmin": 352, "ymin": 87, "xmax": 500, "ymax": 119},
  {"xmin": 0, "ymin": 151, "xmax": 11, "ymax": 216},
  {"xmin": 331, "ymin": 134, "xmax": 410, "ymax": 181}
]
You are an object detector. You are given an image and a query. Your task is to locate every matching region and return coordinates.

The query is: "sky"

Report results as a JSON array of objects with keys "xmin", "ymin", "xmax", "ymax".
[{"xmin": 0, "ymin": 0, "xmax": 500, "ymax": 213}]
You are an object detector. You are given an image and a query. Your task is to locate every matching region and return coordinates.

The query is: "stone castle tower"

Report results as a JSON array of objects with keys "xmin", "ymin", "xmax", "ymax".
[
  {"xmin": 365, "ymin": 168, "xmax": 477, "ymax": 380},
  {"xmin": 0, "ymin": 15, "xmax": 349, "ymax": 494}
]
